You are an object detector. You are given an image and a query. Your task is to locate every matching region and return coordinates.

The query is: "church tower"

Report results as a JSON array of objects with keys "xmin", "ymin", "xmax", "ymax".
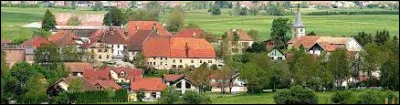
[{"xmin": 292, "ymin": 5, "xmax": 305, "ymax": 39}]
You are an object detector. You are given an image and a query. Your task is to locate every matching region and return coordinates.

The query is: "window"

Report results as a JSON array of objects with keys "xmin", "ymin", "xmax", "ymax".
[
  {"xmin": 112, "ymin": 45, "xmax": 114, "ymax": 48},
  {"xmin": 160, "ymin": 62, "xmax": 163, "ymax": 65},
  {"xmin": 270, "ymin": 57, "xmax": 274, "ymax": 60},
  {"xmin": 98, "ymin": 49, "xmax": 102, "ymax": 52},
  {"xmin": 190, "ymin": 65, "xmax": 195, "ymax": 68},
  {"xmin": 185, "ymin": 82, "xmax": 191, "ymax": 89},
  {"xmin": 153, "ymin": 57, "xmax": 156, "ymax": 60},
  {"xmin": 153, "ymin": 62, "xmax": 156, "ymax": 65},
  {"xmin": 105, "ymin": 49, "xmax": 108, "ymax": 52},
  {"xmin": 200, "ymin": 60, "xmax": 202, "ymax": 63},
  {"xmin": 208, "ymin": 60, "xmax": 212, "ymax": 63},
  {"xmin": 278, "ymin": 57, "xmax": 282, "ymax": 60},
  {"xmin": 300, "ymin": 29, "xmax": 303, "ymax": 32},
  {"xmin": 173, "ymin": 59, "xmax": 176, "ymax": 63},
  {"xmin": 191, "ymin": 60, "xmax": 194, "ymax": 63},
  {"xmin": 178, "ymin": 65, "xmax": 183, "ymax": 68},
  {"xmin": 172, "ymin": 65, "xmax": 177, "ymax": 68},
  {"xmin": 98, "ymin": 55, "xmax": 102, "ymax": 59},
  {"xmin": 179, "ymin": 59, "xmax": 182, "ymax": 63},
  {"xmin": 165, "ymin": 57, "xmax": 167, "ymax": 60},
  {"xmin": 91, "ymin": 55, "xmax": 94, "ymax": 59},
  {"xmin": 106, "ymin": 55, "xmax": 109, "ymax": 59},
  {"xmin": 176, "ymin": 82, "xmax": 182, "ymax": 88},
  {"xmin": 151, "ymin": 92, "xmax": 157, "ymax": 98},
  {"xmin": 91, "ymin": 49, "xmax": 94, "ymax": 52},
  {"xmin": 118, "ymin": 45, "xmax": 120, "ymax": 48}
]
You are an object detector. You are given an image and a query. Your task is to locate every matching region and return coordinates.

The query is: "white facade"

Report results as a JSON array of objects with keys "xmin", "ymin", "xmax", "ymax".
[
  {"xmin": 130, "ymin": 91, "xmax": 162, "ymax": 102},
  {"xmin": 345, "ymin": 38, "xmax": 362, "ymax": 52},
  {"xmin": 293, "ymin": 27, "xmax": 306, "ymax": 39},
  {"xmin": 146, "ymin": 57, "xmax": 216, "ymax": 70},
  {"xmin": 109, "ymin": 44, "xmax": 126, "ymax": 60},
  {"xmin": 110, "ymin": 70, "xmax": 131, "ymax": 83},
  {"xmin": 210, "ymin": 76, "xmax": 247, "ymax": 93},
  {"xmin": 268, "ymin": 49, "xmax": 286, "ymax": 60},
  {"xmin": 166, "ymin": 78, "xmax": 197, "ymax": 94}
]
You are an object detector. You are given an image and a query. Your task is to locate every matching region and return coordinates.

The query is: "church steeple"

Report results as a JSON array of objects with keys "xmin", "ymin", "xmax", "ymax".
[{"xmin": 292, "ymin": 4, "xmax": 306, "ymax": 39}]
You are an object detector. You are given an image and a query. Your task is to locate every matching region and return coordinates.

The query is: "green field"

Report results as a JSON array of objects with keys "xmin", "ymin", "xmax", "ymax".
[
  {"xmin": 92, "ymin": 90, "xmax": 399, "ymax": 104},
  {"xmin": 1, "ymin": 7, "xmax": 399, "ymax": 41}
]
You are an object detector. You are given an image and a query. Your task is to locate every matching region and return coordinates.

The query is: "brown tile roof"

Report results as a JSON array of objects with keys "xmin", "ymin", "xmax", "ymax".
[
  {"xmin": 83, "ymin": 66, "xmax": 142, "ymax": 81},
  {"xmin": 131, "ymin": 77, "xmax": 166, "ymax": 91},
  {"xmin": 126, "ymin": 21, "xmax": 172, "ymax": 36},
  {"xmin": 21, "ymin": 36, "xmax": 50, "ymax": 48},
  {"xmin": 63, "ymin": 62, "xmax": 93, "ymax": 73},
  {"xmin": 288, "ymin": 36, "xmax": 321, "ymax": 49},
  {"xmin": 225, "ymin": 29, "xmax": 253, "ymax": 41},
  {"xmin": 126, "ymin": 30, "xmax": 158, "ymax": 51},
  {"xmin": 174, "ymin": 28, "xmax": 204, "ymax": 38},
  {"xmin": 312, "ymin": 42, "xmax": 337, "ymax": 52},
  {"xmin": 142, "ymin": 37, "xmax": 216, "ymax": 58},
  {"xmin": 85, "ymin": 28, "xmax": 128, "ymax": 47},
  {"xmin": 162, "ymin": 74, "xmax": 185, "ymax": 82},
  {"xmin": 91, "ymin": 80, "xmax": 122, "ymax": 90}
]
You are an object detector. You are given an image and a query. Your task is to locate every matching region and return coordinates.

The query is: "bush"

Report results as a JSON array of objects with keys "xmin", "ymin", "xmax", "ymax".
[
  {"xmin": 273, "ymin": 85, "xmax": 318, "ymax": 104},
  {"xmin": 182, "ymin": 91, "xmax": 211, "ymax": 104},
  {"xmin": 331, "ymin": 91, "xmax": 355, "ymax": 104},
  {"xmin": 112, "ymin": 89, "xmax": 128, "ymax": 102},
  {"xmin": 356, "ymin": 89, "xmax": 385, "ymax": 104}
]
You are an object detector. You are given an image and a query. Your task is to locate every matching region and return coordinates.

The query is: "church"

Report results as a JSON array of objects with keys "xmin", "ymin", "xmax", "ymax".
[{"xmin": 287, "ymin": 7, "xmax": 363, "ymax": 56}]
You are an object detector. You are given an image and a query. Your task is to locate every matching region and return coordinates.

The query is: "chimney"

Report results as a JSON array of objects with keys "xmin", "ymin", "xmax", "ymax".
[
  {"xmin": 152, "ymin": 23, "xmax": 156, "ymax": 30},
  {"xmin": 136, "ymin": 22, "xmax": 139, "ymax": 30},
  {"xmin": 193, "ymin": 32, "xmax": 196, "ymax": 37},
  {"xmin": 185, "ymin": 42, "xmax": 189, "ymax": 57}
]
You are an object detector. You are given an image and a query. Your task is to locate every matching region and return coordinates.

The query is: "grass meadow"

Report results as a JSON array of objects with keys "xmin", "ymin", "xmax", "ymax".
[{"xmin": 1, "ymin": 7, "xmax": 399, "ymax": 41}]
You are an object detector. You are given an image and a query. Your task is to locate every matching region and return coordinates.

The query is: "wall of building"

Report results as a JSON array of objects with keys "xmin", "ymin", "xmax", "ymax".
[
  {"xmin": 346, "ymin": 38, "xmax": 362, "ymax": 51},
  {"xmin": 168, "ymin": 79, "xmax": 197, "ymax": 94},
  {"xmin": 87, "ymin": 42, "xmax": 113, "ymax": 62},
  {"xmin": 3, "ymin": 49, "xmax": 26, "ymax": 67},
  {"xmin": 109, "ymin": 44, "xmax": 126, "ymax": 59},
  {"xmin": 146, "ymin": 57, "xmax": 216, "ymax": 69}
]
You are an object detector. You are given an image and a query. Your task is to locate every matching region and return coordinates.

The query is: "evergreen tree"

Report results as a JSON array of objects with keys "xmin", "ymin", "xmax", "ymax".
[{"xmin": 41, "ymin": 9, "xmax": 57, "ymax": 31}]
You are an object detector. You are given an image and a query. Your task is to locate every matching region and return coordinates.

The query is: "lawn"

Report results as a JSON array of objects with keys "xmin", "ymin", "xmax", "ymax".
[{"xmin": 1, "ymin": 7, "xmax": 399, "ymax": 41}]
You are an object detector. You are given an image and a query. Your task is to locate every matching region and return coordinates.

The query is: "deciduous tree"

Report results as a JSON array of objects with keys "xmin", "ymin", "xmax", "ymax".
[
  {"xmin": 166, "ymin": 7, "xmax": 185, "ymax": 32},
  {"xmin": 270, "ymin": 18, "xmax": 291, "ymax": 50},
  {"xmin": 327, "ymin": 48, "xmax": 350, "ymax": 89}
]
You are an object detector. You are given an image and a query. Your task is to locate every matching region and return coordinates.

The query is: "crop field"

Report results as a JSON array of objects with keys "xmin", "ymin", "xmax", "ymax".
[{"xmin": 1, "ymin": 7, "xmax": 399, "ymax": 41}]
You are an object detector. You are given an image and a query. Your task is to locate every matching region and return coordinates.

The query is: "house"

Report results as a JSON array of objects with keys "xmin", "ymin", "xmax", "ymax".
[
  {"xmin": 142, "ymin": 36, "xmax": 216, "ymax": 69},
  {"xmin": 218, "ymin": 29, "xmax": 254, "ymax": 55},
  {"xmin": 21, "ymin": 36, "xmax": 50, "ymax": 49},
  {"xmin": 126, "ymin": 21, "xmax": 172, "ymax": 37},
  {"xmin": 90, "ymin": 28, "xmax": 128, "ymax": 60},
  {"xmin": 287, "ymin": 7, "xmax": 362, "ymax": 56},
  {"xmin": 115, "ymin": 1, "xmax": 129, "ymax": 8},
  {"xmin": 308, "ymin": 1, "xmax": 333, "ymax": 8},
  {"xmin": 209, "ymin": 70, "xmax": 247, "ymax": 93},
  {"xmin": 130, "ymin": 77, "xmax": 166, "ymax": 102},
  {"xmin": 162, "ymin": 74, "xmax": 197, "ymax": 95},
  {"xmin": 83, "ymin": 34, "xmax": 113, "ymax": 62},
  {"xmin": 1, "ymin": 46, "xmax": 27, "ymax": 67},
  {"xmin": 49, "ymin": 30, "xmax": 83, "ymax": 48},
  {"xmin": 47, "ymin": 76, "xmax": 122, "ymax": 96},
  {"xmin": 268, "ymin": 48, "xmax": 285, "ymax": 60},
  {"xmin": 174, "ymin": 28, "xmax": 204, "ymax": 38},
  {"xmin": 125, "ymin": 30, "xmax": 158, "ymax": 62},
  {"xmin": 1, "ymin": 39, "xmax": 12, "ymax": 46},
  {"xmin": 84, "ymin": 66, "xmax": 143, "ymax": 84},
  {"xmin": 332, "ymin": 1, "xmax": 356, "ymax": 8},
  {"xmin": 63, "ymin": 62, "xmax": 93, "ymax": 77}
]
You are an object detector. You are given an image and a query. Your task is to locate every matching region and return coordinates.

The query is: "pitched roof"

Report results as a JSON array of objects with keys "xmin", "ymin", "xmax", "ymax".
[
  {"xmin": 52, "ymin": 76, "xmax": 98, "ymax": 91},
  {"xmin": 63, "ymin": 62, "xmax": 93, "ymax": 73},
  {"xmin": 174, "ymin": 28, "xmax": 204, "ymax": 38},
  {"xmin": 225, "ymin": 29, "xmax": 253, "ymax": 41},
  {"xmin": 126, "ymin": 21, "xmax": 172, "ymax": 36},
  {"xmin": 126, "ymin": 30, "xmax": 158, "ymax": 51},
  {"xmin": 142, "ymin": 37, "xmax": 216, "ymax": 58},
  {"xmin": 83, "ymin": 66, "xmax": 142, "ymax": 81},
  {"xmin": 131, "ymin": 77, "xmax": 166, "ymax": 91},
  {"xmin": 49, "ymin": 30, "xmax": 80, "ymax": 46},
  {"xmin": 312, "ymin": 42, "xmax": 337, "ymax": 52},
  {"xmin": 21, "ymin": 36, "xmax": 50, "ymax": 48},
  {"xmin": 288, "ymin": 36, "xmax": 321, "ymax": 49},
  {"xmin": 91, "ymin": 80, "xmax": 122, "ymax": 90},
  {"xmin": 89, "ymin": 28, "xmax": 128, "ymax": 45},
  {"xmin": 162, "ymin": 74, "xmax": 185, "ymax": 82}
]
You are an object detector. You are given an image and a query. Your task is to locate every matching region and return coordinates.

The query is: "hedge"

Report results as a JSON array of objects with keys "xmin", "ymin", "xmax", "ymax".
[
  {"xmin": 69, "ymin": 89, "xmax": 128, "ymax": 104},
  {"xmin": 307, "ymin": 10, "xmax": 399, "ymax": 15},
  {"xmin": 112, "ymin": 89, "xmax": 128, "ymax": 102}
]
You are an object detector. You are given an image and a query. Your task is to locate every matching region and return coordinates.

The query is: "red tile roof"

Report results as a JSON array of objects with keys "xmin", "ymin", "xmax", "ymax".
[
  {"xmin": 49, "ymin": 30, "xmax": 80, "ymax": 46},
  {"xmin": 131, "ymin": 77, "xmax": 166, "ymax": 91},
  {"xmin": 91, "ymin": 80, "xmax": 122, "ymax": 90},
  {"xmin": 174, "ymin": 28, "xmax": 204, "ymax": 38},
  {"xmin": 142, "ymin": 37, "xmax": 216, "ymax": 58},
  {"xmin": 288, "ymin": 36, "xmax": 321, "ymax": 49},
  {"xmin": 63, "ymin": 62, "xmax": 93, "ymax": 73},
  {"xmin": 83, "ymin": 66, "xmax": 142, "ymax": 81},
  {"xmin": 126, "ymin": 21, "xmax": 172, "ymax": 36},
  {"xmin": 162, "ymin": 74, "xmax": 185, "ymax": 82},
  {"xmin": 312, "ymin": 42, "xmax": 337, "ymax": 52},
  {"xmin": 92, "ymin": 28, "xmax": 128, "ymax": 44},
  {"xmin": 225, "ymin": 29, "xmax": 253, "ymax": 41},
  {"xmin": 126, "ymin": 30, "xmax": 158, "ymax": 51},
  {"xmin": 21, "ymin": 36, "xmax": 50, "ymax": 48}
]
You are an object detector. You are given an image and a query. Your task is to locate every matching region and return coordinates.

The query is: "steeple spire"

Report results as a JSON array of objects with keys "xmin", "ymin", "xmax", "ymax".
[{"xmin": 293, "ymin": 4, "xmax": 304, "ymax": 28}]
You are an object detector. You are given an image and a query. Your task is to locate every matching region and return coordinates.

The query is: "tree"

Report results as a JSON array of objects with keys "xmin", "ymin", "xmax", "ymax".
[
  {"xmin": 185, "ymin": 23, "xmax": 200, "ymax": 29},
  {"xmin": 145, "ymin": 1, "xmax": 162, "ymax": 21},
  {"xmin": 1, "ymin": 50, "xmax": 8, "ymax": 75},
  {"xmin": 33, "ymin": 29, "xmax": 51, "ymax": 38},
  {"xmin": 34, "ymin": 43, "xmax": 61, "ymax": 70},
  {"xmin": 273, "ymin": 85, "xmax": 318, "ymax": 104},
  {"xmin": 247, "ymin": 29, "xmax": 259, "ymax": 41},
  {"xmin": 208, "ymin": 5, "xmax": 221, "ymax": 15},
  {"xmin": 166, "ymin": 7, "xmax": 185, "ymax": 32},
  {"xmin": 238, "ymin": 7, "xmax": 248, "ymax": 15},
  {"xmin": 69, "ymin": 78, "xmax": 83, "ymax": 92},
  {"xmin": 93, "ymin": 1, "xmax": 103, "ymax": 11},
  {"xmin": 248, "ymin": 6, "xmax": 259, "ymax": 16},
  {"xmin": 10, "ymin": 38, "xmax": 28, "ymax": 45},
  {"xmin": 300, "ymin": 1, "xmax": 309, "ymax": 8},
  {"xmin": 356, "ymin": 90, "xmax": 385, "ymax": 104},
  {"xmin": 182, "ymin": 91, "xmax": 211, "ymax": 104},
  {"xmin": 41, "ymin": 9, "xmax": 56, "ymax": 31},
  {"xmin": 270, "ymin": 18, "xmax": 291, "ymax": 50},
  {"xmin": 189, "ymin": 63, "xmax": 211, "ymax": 94},
  {"xmin": 268, "ymin": 61, "xmax": 290, "ymax": 93},
  {"xmin": 130, "ymin": 1, "xmax": 137, "ymax": 8},
  {"xmin": 327, "ymin": 48, "xmax": 350, "ymax": 90},
  {"xmin": 103, "ymin": 8, "xmax": 125, "ymax": 26},
  {"xmin": 133, "ymin": 52, "xmax": 145, "ymax": 68},
  {"xmin": 6, "ymin": 62, "xmax": 37, "ymax": 98},
  {"xmin": 67, "ymin": 16, "xmax": 81, "ymax": 26},
  {"xmin": 374, "ymin": 30, "xmax": 390, "ymax": 46},
  {"xmin": 354, "ymin": 31, "xmax": 373, "ymax": 46},
  {"xmin": 199, "ymin": 32, "xmax": 217, "ymax": 43},
  {"xmin": 20, "ymin": 74, "xmax": 48, "ymax": 103},
  {"xmin": 158, "ymin": 87, "xmax": 181, "ymax": 104},
  {"xmin": 136, "ymin": 89, "xmax": 145, "ymax": 102},
  {"xmin": 267, "ymin": 3, "xmax": 285, "ymax": 16},
  {"xmin": 379, "ymin": 38, "xmax": 399, "ymax": 91},
  {"xmin": 246, "ymin": 42, "xmax": 266, "ymax": 53},
  {"xmin": 60, "ymin": 46, "xmax": 82, "ymax": 62},
  {"xmin": 283, "ymin": 1, "xmax": 291, "ymax": 9},
  {"xmin": 361, "ymin": 43, "xmax": 383, "ymax": 87},
  {"xmin": 307, "ymin": 31, "xmax": 316, "ymax": 36},
  {"xmin": 239, "ymin": 53, "xmax": 270, "ymax": 93},
  {"xmin": 293, "ymin": 53, "xmax": 317, "ymax": 87},
  {"xmin": 233, "ymin": 2, "xmax": 241, "ymax": 15},
  {"xmin": 317, "ymin": 52, "xmax": 334, "ymax": 91},
  {"xmin": 215, "ymin": 66, "xmax": 235, "ymax": 94}
]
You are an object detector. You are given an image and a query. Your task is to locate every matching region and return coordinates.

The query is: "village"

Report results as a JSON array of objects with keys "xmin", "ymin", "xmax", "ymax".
[{"xmin": 1, "ymin": 1, "xmax": 399, "ymax": 104}]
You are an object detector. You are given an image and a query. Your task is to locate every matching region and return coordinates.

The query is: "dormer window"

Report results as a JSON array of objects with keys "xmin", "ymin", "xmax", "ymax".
[{"xmin": 120, "ymin": 71, "xmax": 125, "ymax": 77}]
